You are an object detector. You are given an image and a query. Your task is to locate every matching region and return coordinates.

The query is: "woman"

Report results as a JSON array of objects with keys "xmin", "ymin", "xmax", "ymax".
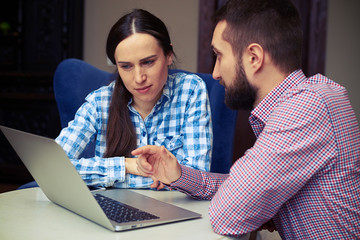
[{"xmin": 55, "ymin": 9, "xmax": 212, "ymax": 189}]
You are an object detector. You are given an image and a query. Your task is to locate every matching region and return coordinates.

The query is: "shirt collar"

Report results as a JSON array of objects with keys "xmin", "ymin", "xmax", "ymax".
[{"xmin": 250, "ymin": 69, "xmax": 306, "ymax": 126}]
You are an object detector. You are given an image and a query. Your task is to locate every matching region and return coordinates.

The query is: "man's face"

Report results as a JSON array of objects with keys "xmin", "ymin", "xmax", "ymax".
[{"xmin": 211, "ymin": 21, "xmax": 257, "ymax": 110}]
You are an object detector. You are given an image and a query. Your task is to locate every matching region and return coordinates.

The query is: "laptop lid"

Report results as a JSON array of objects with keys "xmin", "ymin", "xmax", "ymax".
[{"xmin": 0, "ymin": 125, "xmax": 201, "ymax": 231}]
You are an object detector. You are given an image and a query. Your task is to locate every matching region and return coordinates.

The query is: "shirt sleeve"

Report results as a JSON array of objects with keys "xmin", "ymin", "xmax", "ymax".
[
  {"xmin": 208, "ymin": 89, "xmax": 337, "ymax": 236},
  {"xmin": 179, "ymin": 75, "xmax": 212, "ymax": 172},
  {"xmin": 55, "ymin": 93, "xmax": 126, "ymax": 187},
  {"xmin": 171, "ymin": 165, "xmax": 228, "ymax": 200}
]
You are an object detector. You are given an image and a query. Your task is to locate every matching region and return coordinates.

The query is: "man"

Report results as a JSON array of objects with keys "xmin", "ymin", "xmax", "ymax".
[{"xmin": 132, "ymin": 0, "xmax": 360, "ymax": 239}]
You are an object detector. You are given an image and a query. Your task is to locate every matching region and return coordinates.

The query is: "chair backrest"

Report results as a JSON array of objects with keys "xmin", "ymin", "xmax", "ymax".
[
  {"xmin": 53, "ymin": 58, "xmax": 115, "ymax": 128},
  {"xmin": 167, "ymin": 69, "xmax": 239, "ymax": 173},
  {"xmin": 190, "ymin": 72, "xmax": 238, "ymax": 173},
  {"xmin": 53, "ymin": 58, "xmax": 241, "ymax": 173}
]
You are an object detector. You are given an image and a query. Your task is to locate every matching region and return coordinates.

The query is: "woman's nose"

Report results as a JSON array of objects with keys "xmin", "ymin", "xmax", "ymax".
[{"xmin": 134, "ymin": 67, "xmax": 146, "ymax": 83}]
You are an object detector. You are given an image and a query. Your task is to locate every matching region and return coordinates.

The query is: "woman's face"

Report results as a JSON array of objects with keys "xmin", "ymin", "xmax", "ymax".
[{"xmin": 114, "ymin": 33, "xmax": 173, "ymax": 112}]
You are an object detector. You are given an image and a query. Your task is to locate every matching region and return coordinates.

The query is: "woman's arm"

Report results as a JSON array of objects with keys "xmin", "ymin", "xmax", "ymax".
[{"xmin": 55, "ymin": 86, "xmax": 128, "ymax": 187}]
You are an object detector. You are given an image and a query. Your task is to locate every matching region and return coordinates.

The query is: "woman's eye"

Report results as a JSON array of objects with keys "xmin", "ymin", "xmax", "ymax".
[
  {"xmin": 120, "ymin": 64, "xmax": 132, "ymax": 70},
  {"xmin": 142, "ymin": 60, "xmax": 155, "ymax": 66}
]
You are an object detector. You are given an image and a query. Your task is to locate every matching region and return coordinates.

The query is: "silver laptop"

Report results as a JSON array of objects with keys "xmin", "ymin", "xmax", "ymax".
[{"xmin": 0, "ymin": 125, "xmax": 201, "ymax": 231}]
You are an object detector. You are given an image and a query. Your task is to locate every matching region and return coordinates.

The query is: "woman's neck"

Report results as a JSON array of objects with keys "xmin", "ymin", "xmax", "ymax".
[{"xmin": 132, "ymin": 101, "xmax": 154, "ymax": 120}]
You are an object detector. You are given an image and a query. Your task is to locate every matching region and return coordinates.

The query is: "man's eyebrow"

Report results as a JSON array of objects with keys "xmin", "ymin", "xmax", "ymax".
[
  {"xmin": 117, "ymin": 54, "xmax": 157, "ymax": 64},
  {"xmin": 211, "ymin": 45, "xmax": 221, "ymax": 55}
]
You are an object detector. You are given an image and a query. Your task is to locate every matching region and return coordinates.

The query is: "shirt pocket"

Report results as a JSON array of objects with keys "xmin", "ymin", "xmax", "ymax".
[{"xmin": 154, "ymin": 135, "xmax": 183, "ymax": 151}]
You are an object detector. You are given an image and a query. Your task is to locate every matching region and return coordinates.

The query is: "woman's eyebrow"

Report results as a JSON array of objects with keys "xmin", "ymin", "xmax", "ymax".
[
  {"xmin": 139, "ymin": 55, "xmax": 157, "ymax": 61},
  {"xmin": 117, "ymin": 54, "xmax": 157, "ymax": 64}
]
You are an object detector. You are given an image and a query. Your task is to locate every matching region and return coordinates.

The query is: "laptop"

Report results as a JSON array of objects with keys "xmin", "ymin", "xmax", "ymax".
[{"xmin": 0, "ymin": 125, "xmax": 201, "ymax": 231}]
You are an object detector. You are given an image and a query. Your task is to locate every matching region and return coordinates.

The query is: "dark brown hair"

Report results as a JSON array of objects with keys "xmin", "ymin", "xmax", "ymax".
[
  {"xmin": 213, "ymin": 0, "xmax": 303, "ymax": 74},
  {"xmin": 104, "ymin": 9, "xmax": 174, "ymax": 157}
]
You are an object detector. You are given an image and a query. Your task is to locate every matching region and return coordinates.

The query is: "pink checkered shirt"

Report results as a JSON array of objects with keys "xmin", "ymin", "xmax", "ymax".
[{"xmin": 171, "ymin": 70, "xmax": 360, "ymax": 239}]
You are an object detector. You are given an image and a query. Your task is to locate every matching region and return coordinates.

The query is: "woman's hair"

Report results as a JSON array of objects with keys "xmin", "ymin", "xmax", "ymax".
[
  {"xmin": 213, "ymin": 0, "xmax": 303, "ymax": 74},
  {"xmin": 104, "ymin": 9, "xmax": 174, "ymax": 158}
]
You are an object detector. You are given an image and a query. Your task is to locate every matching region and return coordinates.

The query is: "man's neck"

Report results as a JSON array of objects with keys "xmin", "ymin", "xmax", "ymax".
[{"xmin": 253, "ymin": 66, "xmax": 289, "ymax": 108}]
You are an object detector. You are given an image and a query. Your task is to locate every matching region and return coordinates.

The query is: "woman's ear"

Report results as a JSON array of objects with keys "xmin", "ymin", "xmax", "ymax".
[{"xmin": 166, "ymin": 53, "xmax": 173, "ymax": 66}]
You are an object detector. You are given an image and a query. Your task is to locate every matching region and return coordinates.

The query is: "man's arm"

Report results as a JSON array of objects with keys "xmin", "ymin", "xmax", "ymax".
[
  {"xmin": 170, "ymin": 165, "xmax": 228, "ymax": 200},
  {"xmin": 207, "ymin": 90, "xmax": 337, "ymax": 236},
  {"xmin": 132, "ymin": 145, "xmax": 228, "ymax": 199}
]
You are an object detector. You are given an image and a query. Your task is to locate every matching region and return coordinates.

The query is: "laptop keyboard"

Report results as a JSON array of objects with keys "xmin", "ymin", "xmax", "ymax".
[{"xmin": 94, "ymin": 194, "xmax": 160, "ymax": 223}]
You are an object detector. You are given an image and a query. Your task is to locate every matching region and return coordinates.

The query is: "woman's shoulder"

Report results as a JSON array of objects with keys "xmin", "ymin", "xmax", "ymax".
[
  {"xmin": 169, "ymin": 71, "xmax": 206, "ymax": 90},
  {"xmin": 85, "ymin": 81, "xmax": 115, "ymax": 101}
]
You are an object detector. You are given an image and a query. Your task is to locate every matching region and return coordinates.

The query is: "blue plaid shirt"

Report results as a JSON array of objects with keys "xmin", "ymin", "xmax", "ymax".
[{"xmin": 55, "ymin": 72, "xmax": 212, "ymax": 188}]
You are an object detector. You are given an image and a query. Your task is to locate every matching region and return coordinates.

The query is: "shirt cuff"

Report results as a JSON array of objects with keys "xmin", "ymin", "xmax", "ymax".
[
  {"xmin": 106, "ymin": 156, "xmax": 126, "ymax": 186},
  {"xmin": 170, "ymin": 165, "xmax": 202, "ymax": 193}
]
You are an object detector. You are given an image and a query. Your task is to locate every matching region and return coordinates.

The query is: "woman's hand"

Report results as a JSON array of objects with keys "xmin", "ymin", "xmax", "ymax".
[
  {"xmin": 150, "ymin": 179, "xmax": 166, "ymax": 190},
  {"xmin": 125, "ymin": 157, "xmax": 142, "ymax": 175}
]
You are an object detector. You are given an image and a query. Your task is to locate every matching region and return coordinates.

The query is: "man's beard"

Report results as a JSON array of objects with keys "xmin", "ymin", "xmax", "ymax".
[{"xmin": 224, "ymin": 63, "xmax": 257, "ymax": 110}]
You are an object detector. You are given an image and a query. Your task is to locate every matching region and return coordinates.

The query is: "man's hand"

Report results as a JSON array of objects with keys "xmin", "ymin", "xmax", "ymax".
[
  {"xmin": 131, "ymin": 145, "xmax": 181, "ymax": 185},
  {"xmin": 125, "ymin": 157, "xmax": 166, "ymax": 190}
]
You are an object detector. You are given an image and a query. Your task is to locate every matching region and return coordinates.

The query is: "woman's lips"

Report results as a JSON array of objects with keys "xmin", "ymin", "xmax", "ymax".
[{"xmin": 136, "ymin": 85, "xmax": 151, "ymax": 94}]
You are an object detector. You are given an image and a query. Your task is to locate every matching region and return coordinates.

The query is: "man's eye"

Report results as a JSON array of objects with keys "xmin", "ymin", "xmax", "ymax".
[{"xmin": 213, "ymin": 52, "xmax": 220, "ymax": 58}]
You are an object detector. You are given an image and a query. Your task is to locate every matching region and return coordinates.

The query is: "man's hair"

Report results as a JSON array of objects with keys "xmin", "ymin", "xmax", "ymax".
[{"xmin": 213, "ymin": 0, "xmax": 303, "ymax": 73}]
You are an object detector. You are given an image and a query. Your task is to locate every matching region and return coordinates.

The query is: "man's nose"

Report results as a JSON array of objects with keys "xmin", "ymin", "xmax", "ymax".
[{"xmin": 212, "ymin": 61, "xmax": 221, "ymax": 81}]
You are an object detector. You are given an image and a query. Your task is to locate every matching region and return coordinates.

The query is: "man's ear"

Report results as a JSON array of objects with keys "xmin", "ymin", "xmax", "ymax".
[{"xmin": 244, "ymin": 43, "xmax": 264, "ymax": 73}]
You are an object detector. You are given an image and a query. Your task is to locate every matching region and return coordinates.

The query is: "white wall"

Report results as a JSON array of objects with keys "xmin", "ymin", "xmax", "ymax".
[
  {"xmin": 83, "ymin": 0, "xmax": 199, "ymax": 73},
  {"xmin": 83, "ymin": 0, "xmax": 360, "ymax": 122},
  {"xmin": 326, "ymin": 0, "xmax": 360, "ymax": 121}
]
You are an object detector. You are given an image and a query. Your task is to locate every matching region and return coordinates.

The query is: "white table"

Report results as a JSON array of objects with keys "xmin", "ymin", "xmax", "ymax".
[{"xmin": 0, "ymin": 188, "xmax": 250, "ymax": 240}]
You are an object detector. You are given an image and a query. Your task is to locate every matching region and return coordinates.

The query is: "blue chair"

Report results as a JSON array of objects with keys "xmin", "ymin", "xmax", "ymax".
[
  {"xmin": 18, "ymin": 58, "xmax": 254, "ymax": 189},
  {"xmin": 54, "ymin": 59, "xmax": 116, "ymax": 130}
]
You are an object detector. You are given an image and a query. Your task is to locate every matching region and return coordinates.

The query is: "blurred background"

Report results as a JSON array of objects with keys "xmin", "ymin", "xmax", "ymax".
[{"xmin": 1, "ymin": 0, "xmax": 359, "ymax": 192}]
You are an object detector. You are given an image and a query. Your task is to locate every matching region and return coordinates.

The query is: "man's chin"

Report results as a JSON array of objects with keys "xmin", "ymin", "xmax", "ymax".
[
  {"xmin": 225, "ymin": 102, "xmax": 253, "ymax": 111},
  {"xmin": 224, "ymin": 92, "xmax": 255, "ymax": 111}
]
